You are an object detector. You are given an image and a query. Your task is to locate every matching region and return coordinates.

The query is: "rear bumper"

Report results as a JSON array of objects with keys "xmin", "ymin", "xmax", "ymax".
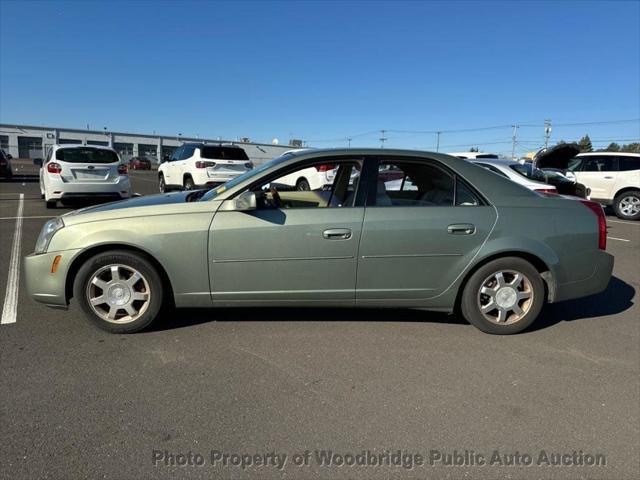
[
  {"xmin": 553, "ymin": 250, "xmax": 614, "ymax": 303},
  {"xmin": 46, "ymin": 176, "xmax": 131, "ymax": 200},
  {"xmin": 24, "ymin": 249, "xmax": 82, "ymax": 308}
]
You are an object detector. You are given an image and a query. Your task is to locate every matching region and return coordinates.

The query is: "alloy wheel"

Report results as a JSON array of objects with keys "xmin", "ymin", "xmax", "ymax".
[
  {"xmin": 477, "ymin": 270, "xmax": 533, "ymax": 325},
  {"xmin": 619, "ymin": 195, "xmax": 640, "ymax": 217},
  {"xmin": 86, "ymin": 264, "xmax": 151, "ymax": 324}
]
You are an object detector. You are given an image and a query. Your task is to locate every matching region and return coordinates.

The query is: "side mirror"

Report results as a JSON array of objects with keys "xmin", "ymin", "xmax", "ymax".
[
  {"xmin": 33, "ymin": 158, "xmax": 43, "ymax": 167},
  {"xmin": 219, "ymin": 191, "xmax": 257, "ymax": 212}
]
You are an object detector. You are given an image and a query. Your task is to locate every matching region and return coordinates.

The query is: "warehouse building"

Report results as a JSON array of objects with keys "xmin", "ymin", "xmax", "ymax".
[{"xmin": 0, "ymin": 124, "xmax": 293, "ymax": 165}]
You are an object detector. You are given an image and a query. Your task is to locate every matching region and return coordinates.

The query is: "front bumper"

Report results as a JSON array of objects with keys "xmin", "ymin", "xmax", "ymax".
[
  {"xmin": 23, "ymin": 249, "xmax": 82, "ymax": 308},
  {"xmin": 553, "ymin": 250, "xmax": 614, "ymax": 303}
]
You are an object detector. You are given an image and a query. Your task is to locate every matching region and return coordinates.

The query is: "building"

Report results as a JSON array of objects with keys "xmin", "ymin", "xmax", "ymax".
[{"xmin": 0, "ymin": 123, "xmax": 293, "ymax": 165}]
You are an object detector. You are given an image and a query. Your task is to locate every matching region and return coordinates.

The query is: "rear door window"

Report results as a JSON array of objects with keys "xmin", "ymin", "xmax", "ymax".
[
  {"xmin": 372, "ymin": 161, "xmax": 455, "ymax": 206},
  {"xmin": 55, "ymin": 148, "xmax": 119, "ymax": 163},
  {"xmin": 580, "ymin": 156, "xmax": 615, "ymax": 172},
  {"xmin": 201, "ymin": 146, "xmax": 249, "ymax": 161}
]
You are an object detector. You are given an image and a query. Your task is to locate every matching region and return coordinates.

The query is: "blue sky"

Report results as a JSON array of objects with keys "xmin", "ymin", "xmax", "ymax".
[{"xmin": 1, "ymin": 0, "xmax": 638, "ymax": 155}]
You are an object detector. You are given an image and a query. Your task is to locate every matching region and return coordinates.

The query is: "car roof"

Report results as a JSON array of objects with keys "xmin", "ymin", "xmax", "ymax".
[
  {"xmin": 54, "ymin": 144, "xmax": 116, "ymax": 151},
  {"xmin": 577, "ymin": 152, "xmax": 639, "ymax": 157},
  {"xmin": 182, "ymin": 142, "xmax": 245, "ymax": 149},
  {"xmin": 467, "ymin": 158, "xmax": 521, "ymax": 167}
]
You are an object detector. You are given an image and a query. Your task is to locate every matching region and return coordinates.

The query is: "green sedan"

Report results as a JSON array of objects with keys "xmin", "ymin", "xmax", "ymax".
[{"xmin": 24, "ymin": 149, "xmax": 613, "ymax": 335}]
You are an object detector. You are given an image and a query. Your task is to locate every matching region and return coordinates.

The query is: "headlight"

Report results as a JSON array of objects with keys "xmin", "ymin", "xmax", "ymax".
[{"xmin": 35, "ymin": 217, "xmax": 64, "ymax": 254}]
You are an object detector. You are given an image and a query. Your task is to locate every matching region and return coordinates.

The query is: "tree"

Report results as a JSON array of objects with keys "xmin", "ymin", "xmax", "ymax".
[
  {"xmin": 578, "ymin": 134, "xmax": 593, "ymax": 152},
  {"xmin": 621, "ymin": 142, "xmax": 640, "ymax": 153},
  {"xmin": 469, "ymin": 147, "xmax": 479, "ymax": 152},
  {"xmin": 606, "ymin": 142, "xmax": 621, "ymax": 152}
]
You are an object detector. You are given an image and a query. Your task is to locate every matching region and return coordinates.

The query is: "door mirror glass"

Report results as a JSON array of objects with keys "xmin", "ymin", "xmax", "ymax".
[{"xmin": 220, "ymin": 190, "xmax": 257, "ymax": 211}]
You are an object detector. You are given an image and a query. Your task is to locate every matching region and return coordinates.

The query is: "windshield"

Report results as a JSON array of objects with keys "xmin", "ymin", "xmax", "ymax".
[
  {"xmin": 510, "ymin": 163, "xmax": 546, "ymax": 182},
  {"xmin": 199, "ymin": 154, "xmax": 292, "ymax": 201},
  {"xmin": 56, "ymin": 147, "xmax": 119, "ymax": 163}
]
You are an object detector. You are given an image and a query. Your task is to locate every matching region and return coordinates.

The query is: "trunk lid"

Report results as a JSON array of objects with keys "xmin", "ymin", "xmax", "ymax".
[{"xmin": 532, "ymin": 143, "xmax": 581, "ymax": 170}]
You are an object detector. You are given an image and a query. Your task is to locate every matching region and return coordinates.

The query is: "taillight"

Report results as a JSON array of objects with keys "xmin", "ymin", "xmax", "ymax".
[
  {"xmin": 534, "ymin": 188, "xmax": 557, "ymax": 194},
  {"xmin": 117, "ymin": 164, "xmax": 128, "ymax": 175},
  {"xmin": 315, "ymin": 164, "xmax": 333, "ymax": 172},
  {"xmin": 580, "ymin": 200, "xmax": 607, "ymax": 250},
  {"xmin": 195, "ymin": 161, "xmax": 206, "ymax": 168},
  {"xmin": 47, "ymin": 162, "xmax": 62, "ymax": 174}
]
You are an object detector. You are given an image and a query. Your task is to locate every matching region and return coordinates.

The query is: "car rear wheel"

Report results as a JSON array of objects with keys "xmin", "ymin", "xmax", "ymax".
[
  {"xmin": 296, "ymin": 178, "xmax": 310, "ymax": 191},
  {"xmin": 159, "ymin": 174, "xmax": 166, "ymax": 193},
  {"xmin": 74, "ymin": 250, "xmax": 165, "ymax": 333},
  {"xmin": 183, "ymin": 176, "xmax": 195, "ymax": 190},
  {"xmin": 461, "ymin": 257, "xmax": 544, "ymax": 334},
  {"xmin": 613, "ymin": 191, "xmax": 640, "ymax": 221},
  {"xmin": 45, "ymin": 199, "xmax": 57, "ymax": 208}
]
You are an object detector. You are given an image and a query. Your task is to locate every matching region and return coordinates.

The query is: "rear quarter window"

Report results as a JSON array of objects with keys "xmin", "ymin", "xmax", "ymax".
[
  {"xmin": 618, "ymin": 156, "xmax": 640, "ymax": 171},
  {"xmin": 55, "ymin": 148, "xmax": 119, "ymax": 163}
]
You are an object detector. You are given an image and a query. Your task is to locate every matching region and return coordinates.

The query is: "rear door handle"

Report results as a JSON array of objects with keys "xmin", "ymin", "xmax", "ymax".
[
  {"xmin": 604, "ymin": 176, "xmax": 614, "ymax": 179},
  {"xmin": 323, "ymin": 228, "xmax": 352, "ymax": 240},
  {"xmin": 447, "ymin": 224, "xmax": 475, "ymax": 235}
]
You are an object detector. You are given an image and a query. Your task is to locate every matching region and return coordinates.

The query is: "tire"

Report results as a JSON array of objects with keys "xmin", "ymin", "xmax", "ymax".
[
  {"xmin": 159, "ymin": 174, "xmax": 166, "ymax": 193},
  {"xmin": 460, "ymin": 257, "xmax": 545, "ymax": 335},
  {"xmin": 46, "ymin": 199, "xmax": 57, "ymax": 209},
  {"xmin": 296, "ymin": 178, "xmax": 310, "ymax": 191},
  {"xmin": 613, "ymin": 191, "xmax": 640, "ymax": 221},
  {"xmin": 183, "ymin": 176, "xmax": 195, "ymax": 191},
  {"xmin": 73, "ymin": 250, "xmax": 166, "ymax": 333}
]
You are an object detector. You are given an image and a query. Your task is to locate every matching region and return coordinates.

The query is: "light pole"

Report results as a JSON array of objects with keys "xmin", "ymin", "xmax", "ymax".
[
  {"xmin": 347, "ymin": 137, "xmax": 352, "ymax": 148},
  {"xmin": 436, "ymin": 131, "xmax": 442, "ymax": 152}
]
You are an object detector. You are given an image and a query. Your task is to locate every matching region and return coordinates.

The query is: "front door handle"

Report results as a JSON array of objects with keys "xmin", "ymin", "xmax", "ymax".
[
  {"xmin": 447, "ymin": 224, "xmax": 475, "ymax": 235},
  {"xmin": 323, "ymin": 228, "xmax": 352, "ymax": 240},
  {"xmin": 604, "ymin": 176, "xmax": 614, "ymax": 179}
]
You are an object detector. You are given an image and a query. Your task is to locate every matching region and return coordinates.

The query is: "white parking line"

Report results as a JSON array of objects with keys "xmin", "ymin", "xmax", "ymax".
[
  {"xmin": 607, "ymin": 219, "xmax": 640, "ymax": 226},
  {"xmin": 0, "ymin": 215, "xmax": 54, "ymax": 220},
  {"xmin": 607, "ymin": 236, "xmax": 631, "ymax": 242},
  {"xmin": 1, "ymin": 193, "xmax": 24, "ymax": 325}
]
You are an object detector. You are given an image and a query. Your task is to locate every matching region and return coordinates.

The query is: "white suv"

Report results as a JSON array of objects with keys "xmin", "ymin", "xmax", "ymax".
[
  {"xmin": 158, "ymin": 143, "xmax": 252, "ymax": 192},
  {"xmin": 40, "ymin": 145, "xmax": 131, "ymax": 209},
  {"xmin": 568, "ymin": 152, "xmax": 640, "ymax": 220}
]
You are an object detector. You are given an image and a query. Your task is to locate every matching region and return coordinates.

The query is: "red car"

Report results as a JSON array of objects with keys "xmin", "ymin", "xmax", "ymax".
[{"xmin": 129, "ymin": 156, "xmax": 152, "ymax": 170}]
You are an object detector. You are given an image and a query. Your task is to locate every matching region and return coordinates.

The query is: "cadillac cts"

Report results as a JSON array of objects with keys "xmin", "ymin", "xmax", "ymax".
[{"xmin": 24, "ymin": 149, "xmax": 613, "ymax": 335}]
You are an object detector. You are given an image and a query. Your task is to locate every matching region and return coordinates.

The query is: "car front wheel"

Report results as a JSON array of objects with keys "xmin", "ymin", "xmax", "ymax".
[
  {"xmin": 296, "ymin": 178, "xmax": 310, "ymax": 191},
  {"xmin": 613, "ymin": 191, "xmax": 640, "ymax": 221},
  {"xmin": 461, "ymin": 257, "xmax": 544, "ymax": 334},
  {"xmin": 74, "ymin": 250, "xmax": 165, "ymax": 333}
]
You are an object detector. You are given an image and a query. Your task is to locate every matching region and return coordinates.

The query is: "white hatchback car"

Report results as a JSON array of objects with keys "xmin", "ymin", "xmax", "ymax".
[
  {"xmin": 467, "ymin": 158, "xmax": 557, "ymax": 193},
  {"xmin": 40, "ymin": 145, "xmax": 132, "ymax": 209},
  {"xmin": 158, "ymin": 143, "xmax": 252, "ymax": 192}
]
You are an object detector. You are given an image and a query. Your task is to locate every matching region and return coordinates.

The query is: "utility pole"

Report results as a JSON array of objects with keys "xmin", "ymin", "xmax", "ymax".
[
  {"xmin": 544, "ymin": 119, "xmax": 552, "ymax": 149},
  {"xmin": 436, "ymin": 131, "xmax": 442, "ymax": 152},
  {"xmin": 511, "ymin": 124, "xmax": 519, "ymax": 160},
  {"xmin": 379, "ymin": 130, "xmax": 387, "ymax": 148},
  {"xmin": 347, "ymin": 137, "xmax": 352, "ymax": 148}
]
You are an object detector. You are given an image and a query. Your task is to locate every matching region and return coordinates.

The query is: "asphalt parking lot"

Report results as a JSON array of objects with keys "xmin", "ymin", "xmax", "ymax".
[{"xmin": 1, "ymin": 165, "xmax": 639, "ymax": 479}]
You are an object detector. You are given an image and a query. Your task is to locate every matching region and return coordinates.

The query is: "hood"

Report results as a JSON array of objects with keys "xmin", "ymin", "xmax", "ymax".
[
  {"xmin": 64, "ymin": 191, "xmax": 193, "ymax": 217},
  {"xmin": 60, "ymin": 191, "xmax": 206, "ymax": 226},
  {"xmin": 533, "ymin": 143, "xmax": 581, "ymax": 170}
]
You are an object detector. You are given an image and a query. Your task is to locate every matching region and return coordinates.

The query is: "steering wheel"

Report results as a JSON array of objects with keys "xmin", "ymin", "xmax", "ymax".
[{"xmin": 269, "ymin": 186, "xmax": 283, "ymax": 209}]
